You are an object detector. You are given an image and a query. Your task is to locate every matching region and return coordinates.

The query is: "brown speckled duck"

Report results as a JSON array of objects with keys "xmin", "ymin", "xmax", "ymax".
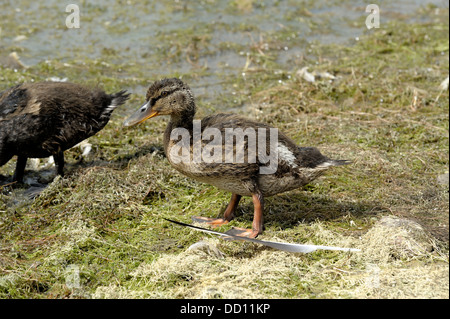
[
  {"xmin": 0, "ymin": 82, "xmax": 130, "ymax": 182},
  {"xmin": 124, "ymin": 78, "xmax": 349, "ymax": 238}
]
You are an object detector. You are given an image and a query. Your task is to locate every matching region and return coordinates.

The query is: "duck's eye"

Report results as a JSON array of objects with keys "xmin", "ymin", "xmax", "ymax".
[{"xmin": 161, "ymin": 91, "xmax": 169, "ymax": 97}]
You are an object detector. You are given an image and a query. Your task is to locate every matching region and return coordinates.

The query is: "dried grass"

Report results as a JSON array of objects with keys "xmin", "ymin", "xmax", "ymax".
[{"xmin": 92, "ymin": 216, "xmax": 448, "ymax": 299}]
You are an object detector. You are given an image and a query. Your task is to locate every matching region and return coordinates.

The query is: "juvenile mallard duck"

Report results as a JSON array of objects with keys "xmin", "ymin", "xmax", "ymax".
[
  {"xmin": 0, "ymin": 82, "xmax": 130, "ymax": 183},
  {"xmin": 124, "ymin": 78, "xmax": 349, "ymax": 238}
]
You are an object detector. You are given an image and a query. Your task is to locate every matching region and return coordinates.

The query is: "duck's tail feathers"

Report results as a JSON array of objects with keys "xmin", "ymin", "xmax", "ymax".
[
  {"xmin": 100, "ymin": 91, "xmax": 130, "ymax": 121},
  {"xmin": 317, "ymin": 159, "xmax": 352, "ymax": 168},
  {"xmin": 110, "ymin": 90, "xmax": 131, "ymax": 108}
]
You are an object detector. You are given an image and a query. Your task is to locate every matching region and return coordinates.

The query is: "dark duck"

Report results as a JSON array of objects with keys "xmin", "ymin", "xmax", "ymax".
[
  {"xmin": 124, "ymin": 78, "xmax": 350, "ymax": 238},
  {"xmin": 0, "ymin": 82, "xmax": 130, "ymax": 183}
]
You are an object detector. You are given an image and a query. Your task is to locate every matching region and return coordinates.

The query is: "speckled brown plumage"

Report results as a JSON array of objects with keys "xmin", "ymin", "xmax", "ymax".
[
  {"xmin": 124, "ymin": 78, "xmax": 349, "ymax": 237},
  {"xmin": 0, "ymin": 82, "xmax": 130, "ymax": 182}
]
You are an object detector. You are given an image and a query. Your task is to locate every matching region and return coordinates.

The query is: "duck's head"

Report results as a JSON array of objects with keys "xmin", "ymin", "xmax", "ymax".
[{"xmin": 123, "ymin": 78, "xmax": 195, "ymax": 127}]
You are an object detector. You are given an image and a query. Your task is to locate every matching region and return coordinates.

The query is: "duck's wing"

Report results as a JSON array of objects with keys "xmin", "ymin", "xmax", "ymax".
[
  {"xmin": 0, "ymin": 85, "xmax": 29, "ymax": 121},
  {"xmin": 199, "ymin": 113, "xmax": 273, "ymax": 176},
  {"xmin": 167, "ymin": 113, "xmax": 266, "ymax": 180},
  {"xmin": 0, "ymin": 84, "xmax": 62, "ymax": 156},
  {"xmin": 200, "ymin": 114, "xmax": 301, "ymax": 174},
  {"xmin": 201, "ymin": 114, "xmax": 351, "ymax": 174},
  {"xmin": 25, "ymin": 83, "xmax": 128, "ymax": 141},
  {"xmin": 184, "ymin": 114, "xmax": 297, "ymax": 176}
]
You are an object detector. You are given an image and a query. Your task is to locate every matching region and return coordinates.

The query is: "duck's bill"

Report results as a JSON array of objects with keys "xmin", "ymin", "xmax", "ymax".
[{"xmin": 123, "ymin": 101, "xmax": 159, "ymax": 127}]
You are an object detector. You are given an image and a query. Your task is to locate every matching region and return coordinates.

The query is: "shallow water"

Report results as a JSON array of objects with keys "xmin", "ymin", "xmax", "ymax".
[{"xmin": 1, "ymin": 0, "xmax": 446, "ymax": 86}]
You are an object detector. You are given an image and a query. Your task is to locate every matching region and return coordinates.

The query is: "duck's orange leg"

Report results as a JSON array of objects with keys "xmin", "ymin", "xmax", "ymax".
[
  {"xmin": 192, "ymin": 193, "xmax": 242, "ymax": 227},
  {"xmin": 225, "ymin": 193, "xmax": 264, "ymax": 238}
]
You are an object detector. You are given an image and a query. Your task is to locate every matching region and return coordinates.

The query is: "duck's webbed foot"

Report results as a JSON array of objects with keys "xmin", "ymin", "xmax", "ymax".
[
  {"xmin": 191, "ymin": 193, "xmax": 242, "ymax": 228},
  {"xmin": 225, "ymin": 192, "xmax": 264, "ymax": 239},
  {"xmin": 191, "ymin": 216, "xmax": 230, "ymax": 227}
]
